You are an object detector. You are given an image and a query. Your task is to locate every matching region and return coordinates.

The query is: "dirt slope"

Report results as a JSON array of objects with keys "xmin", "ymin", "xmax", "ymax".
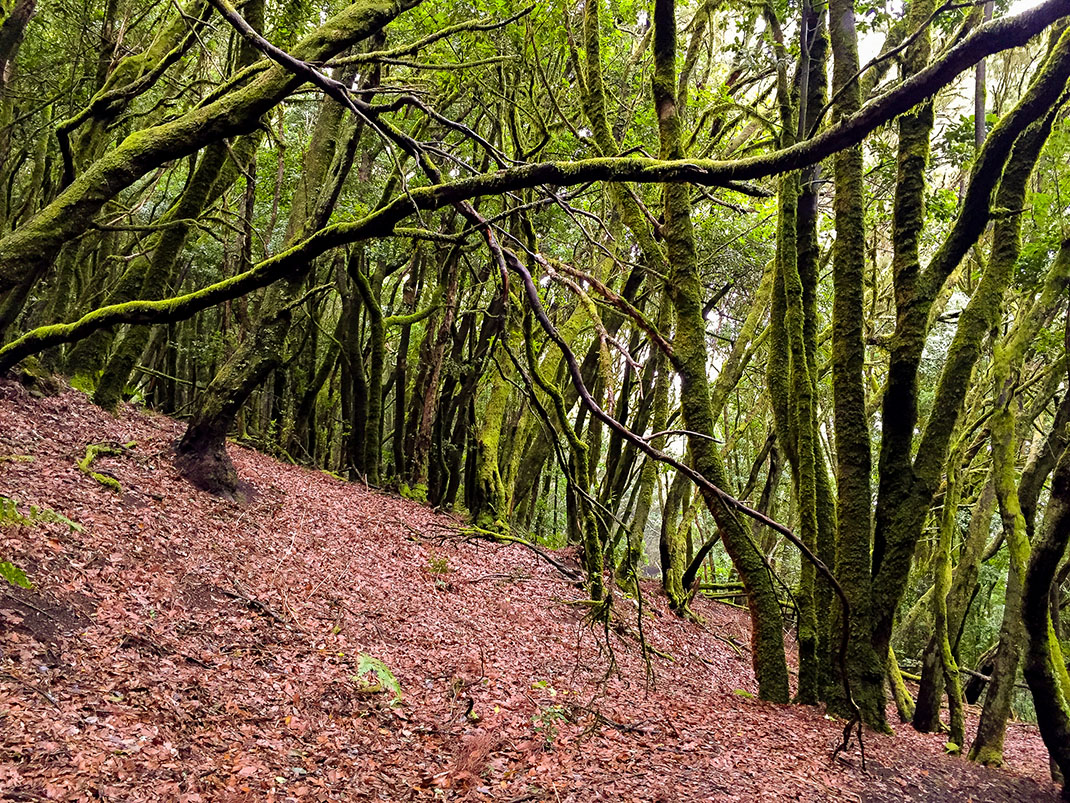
[{"xmin": 0, "ymin": 382, "xmax": 1061, "ymax": 802}]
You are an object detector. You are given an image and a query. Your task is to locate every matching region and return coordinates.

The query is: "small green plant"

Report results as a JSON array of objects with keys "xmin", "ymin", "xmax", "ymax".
[
  {"xmin": 0, "ymin": 561, "xmax": 31, "ymax": 589},
  {"xmin": 1, "ymin": 494, "xmax": 85, "ymax": 591},
  {"xmin": 426, "ymin": 552, "xmax": 450, "ymax": 575},
  {"xmin": 531, "ymin": 704, "xmax": 568, "ymax": 749},
  {"xmin": 31, "ymin": 507, "xmax": 84, "ymax": 532},
  {"xmin": 352, "ymin": 653, "xmax": 402, "ymax": 704},
  {"xmin": 1, "ymin": 495, "xmax": 83, "ymax": 532},
  {"xmin": 0, "ymin": 495, "xmax": 29, "ymax": 527}
]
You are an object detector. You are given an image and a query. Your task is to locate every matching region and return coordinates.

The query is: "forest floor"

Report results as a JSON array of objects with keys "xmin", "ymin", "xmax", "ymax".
[{"xmin": 0, "ymin": 380, "xmax": 1062, "ymax": 802}]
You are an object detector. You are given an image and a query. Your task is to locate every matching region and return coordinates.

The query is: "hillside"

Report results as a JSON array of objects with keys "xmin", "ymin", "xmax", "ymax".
[{"xmin": 0, "ymin": 381, "xmax": 1061, "ymax": 802}]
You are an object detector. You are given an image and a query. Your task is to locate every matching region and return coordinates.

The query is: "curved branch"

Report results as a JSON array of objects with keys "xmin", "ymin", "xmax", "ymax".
[
  {"xmin": 499, "ymin": 245, "xmax": 865, "ymax": 759},
  {"xmin": 2, "ymin": 0, "xmax": 1065, "ymax": 365}
]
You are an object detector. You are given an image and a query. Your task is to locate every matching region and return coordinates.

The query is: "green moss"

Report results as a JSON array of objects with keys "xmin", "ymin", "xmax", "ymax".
[
  {"xmin": 399, "ymin": 482, "xmax": 428, "ymax": 503},
  {"xmin": 521, "ymin": 313, "xmax": 604, "ymax": 602},
  {"xmin": 1021, "ymin": 441, "xmax": 1070, "ymax": 785},
  {"xmin": 933, "ymin": 446, "xmax": 966, "ymax": 748},
  {"xmin": 68, "ymin": 373, "xmax": 97, "ymax": 394},
  {"xmin": 472, "ymin": 352, "xmax": 513, "ymax": 531},
  {"xmin": 624, "ymin": 294, "xmax": 671, "ymax": 586},
  {"xmin": 0, "ymin": 0, "xmax": 414, "ymax": 302},
  {"xmin": 887, "ymin": 647, "xmax": 916, "ymax": 722},
  {"xmin": 77, "ymin": 442, "xmax": 134, "ymax": 493}
]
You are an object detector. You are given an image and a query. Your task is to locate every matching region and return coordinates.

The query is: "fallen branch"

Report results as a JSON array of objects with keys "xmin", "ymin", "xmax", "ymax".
[
  {"xmin": 457, "ymin": 525, "xmax": 585, "ymax": 584},
  {"xmin": 222, "ymin": 583, "xmax": 291, "ymax": 626},
  {"xmin": 77, "ymin": 441, "xmax": 135, "ymax": 493},
  {"xmin": 119, "ymin": 632, "xmax": 214, "ymax": 669},
  {"xmin": 566, "ymin": 701, "xmax": 652, "ymax": 734},
  {"xmin": 1, "ymin": 670, "xmax": 59, "ymax": 708}
]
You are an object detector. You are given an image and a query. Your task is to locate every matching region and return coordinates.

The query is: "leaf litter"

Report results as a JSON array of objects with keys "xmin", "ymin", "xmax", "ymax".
[{"xmin": 0, "ymin": 381, "xmax": 1061, "ymax": 802}]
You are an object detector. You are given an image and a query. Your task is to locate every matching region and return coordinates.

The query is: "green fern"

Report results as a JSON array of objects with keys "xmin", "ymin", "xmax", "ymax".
[
  {"xmin": 353, "ymin": 653, "xmax": 402, "ymax": 704},
  {"xmin": 0, "ymin": 495, "xmax": 31, "ymax": 526},
  {"xmin": 0, "ymin": 495, "xmax": 83, "ymax": 533},
  {"xmin": 28, "ymin": 505, "xmax": 84, "ymax": 533},
  {"xmin": 0, "ymin": 561, "xmax": 31, "ymax": 589},
  {"xmin": 0, "ymin": 495, "xmax": 84, "ymax": 590}
]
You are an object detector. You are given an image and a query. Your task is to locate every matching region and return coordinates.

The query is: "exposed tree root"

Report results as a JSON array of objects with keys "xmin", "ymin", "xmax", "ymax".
[{"xmin": 76, "ymin": 441, "xmax": 135, "ymax": 493}]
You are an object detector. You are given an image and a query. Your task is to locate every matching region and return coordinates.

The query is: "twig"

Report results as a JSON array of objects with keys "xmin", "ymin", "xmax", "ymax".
[
  {"xmin": 119, "ymin": 632, "xmax": 214, "ymax": 669},
  {"xmin": 1, "ymin": 671, "xmax": 60, "ymax": 708},
  {"xmin": 222, "ymin": 584, "xmax": 290, "ymax": 626},
  {"xmin": 456, "ymin": 525, "xmax": 584, "ymax": 584},
  {"xmin": 565, "ymin": 701, "xmax": 651, "ymax": 734}
]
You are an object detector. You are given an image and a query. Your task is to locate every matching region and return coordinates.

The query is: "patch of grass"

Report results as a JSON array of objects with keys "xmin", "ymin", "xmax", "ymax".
[{"xmin": 426, "ymin": 552, "xmax": 451, "ymax": 575}]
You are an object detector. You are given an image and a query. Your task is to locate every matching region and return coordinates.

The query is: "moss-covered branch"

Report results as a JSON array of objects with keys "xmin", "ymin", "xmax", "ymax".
[
  {"xmin": 0, "ymin": 0, "xmax": 1063, "ymax": 299},
  {"xmin": 0, "ymin": 0, "xmax": 419, "ymax": 295},
  {"xmin": 77, "ymin": 441, "xmax": 134, "ymax": 493}
]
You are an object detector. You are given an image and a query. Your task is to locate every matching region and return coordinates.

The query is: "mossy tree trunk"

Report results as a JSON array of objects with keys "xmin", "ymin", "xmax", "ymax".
[
  {"xmin": 343, "ymin": 250, "xmax": 370, "ymax": 478},
  {"xmin": 795, "ymin": 7, "xmax": 837, "ymax": 692},
  {"xmin": 827, "ymin": 0, "xmax": 886, "ymax": 729},
  {"xmin": 0, "ymin": 0, "xmax": 36, "ymax": 101},
  {"xmin": 888, "ymin": 646, "xmax": 916, "ymax": 722},
  {"xmin": 659, "ymin": 457, "xmax": 691, "ymax": 610},
  {"xmin": 0, "ymin": 0, "xmax": 413, "ymax": 299},
  {"xmin": 350, "ymin": 256, "xmax": 386, "ymax": 485},
  {"xmin": 391, "ymin": 251, "xmax": 423, "ymax": 478},
  {"xmin": 872, "ymin": 22, "xmax": 1070, "ymax": 732},
  {"xmin": 933, "ymin": 440, "xmax": 967, "ymax": 749},
  {"xmin": 403, "ymin": 241, "xmax": 461, "ymax": 487},
  {"xmin": 435, "ymin": 291, "xmax": 507, "ymax": 509},
  {"xmin": 176, "ymin": 76, "xmax": 358, "ymax": 495},
  {"xmin": 913, "ymin": 474, "xmax": 997, "ymax": 730},
  {"xmin": 970, "ymin": 236, "xmax": 1070, "ymax": 764},
  {"xmin": 471, "ymin": 308, "xmax": 515, "ymax": 530},
  {"xmin": 764, "ymin": 2, "xmax": 828, "ymax": 699},
  {"xmin": 622, "ymin": 293, "xmax": 671, "ymax": 588},
  {"xmin": 1021, "ymin": 400, "xmax": 1070, "ymax": 795},
  {"xmin": 655, "ymin": 0, "xmax": 789, "ymax": 699}
]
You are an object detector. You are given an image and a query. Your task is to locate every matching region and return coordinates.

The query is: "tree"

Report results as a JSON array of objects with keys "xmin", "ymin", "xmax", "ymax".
[{"xmin": 2, "ymin": 0, "xmax": 1070, "ymax": 786}]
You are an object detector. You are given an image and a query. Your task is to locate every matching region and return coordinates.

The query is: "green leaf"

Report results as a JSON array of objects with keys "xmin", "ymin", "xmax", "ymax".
[
  {"xmin": 0, "ymin": 561, "xmax": 32, "ymax": 589},
  {"xmin": 354, "ymin": 653, "xmax": 402, "ymax": 703}
]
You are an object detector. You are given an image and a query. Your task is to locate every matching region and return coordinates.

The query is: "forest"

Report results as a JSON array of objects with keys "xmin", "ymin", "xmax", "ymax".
[{"xmin": 1, "ymin": 0, "xmax": 1070, "ymax": 797}]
